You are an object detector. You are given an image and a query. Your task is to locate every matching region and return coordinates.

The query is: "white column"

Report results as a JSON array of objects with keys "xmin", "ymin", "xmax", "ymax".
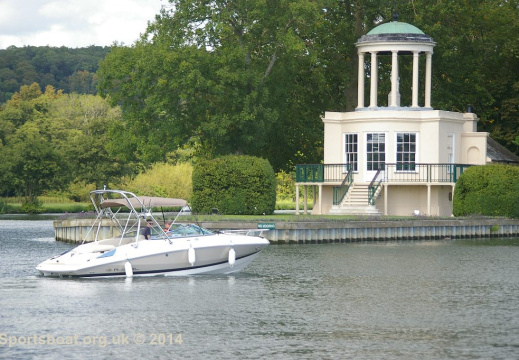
[
  {"xmin": 303, "ymin": 186, "xmax": 308, "ymax": 214},
  {"xmin": 370, "ymin": 52, "xmax": 378, "ymax": 108},
  {"xmin": 357, "ymin": 52, "xmax": 365, "ymax": 109},
  {"xmin": 318, "ymin": 185, "xmax": 323, "ymax": 215},
  {"xmin": 384, "ymin": 184, "xmax": 388, "ymax": 216},
  {"xmin": 390, "ymin": 51, "xmax": 399, "ymax": 107},
  {"xmin": 295, "ymin": 184, "xmax": 300, "ymax": 215},
  {"xmin": 427, "ymin": 184, "xmax": 431, "ymax": 216},
  {"xmin": 412, "ymin": 51, "xmax": 420, "ymax": 108},
  {"xmin": 425, "ymin": 52, "xmax": 432, "ymax": 108}
]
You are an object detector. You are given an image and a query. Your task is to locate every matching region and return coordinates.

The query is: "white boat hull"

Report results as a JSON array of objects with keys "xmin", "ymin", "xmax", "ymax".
[
  {"xmin": 37, "ymin": 234, "xmax": 269, "ymax": 278},
  {"xmin": 36, "ymin": 189, "xmax": 269, "ymax": 278}
]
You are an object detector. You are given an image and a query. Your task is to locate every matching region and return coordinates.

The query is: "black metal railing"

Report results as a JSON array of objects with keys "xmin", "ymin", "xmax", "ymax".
[
  {"xmin": 368, "ymin": 169, "xmax": 383, "ymax": 205},
  {"xmin": 296, "ymin": 163, "xmax": 472, "ymax": 184},
  {"xmin": 295, "ymin": 164, "xmax": 350, "ymax": 183},
  {"xmin": 333, "ymin": 167, "xmax": 354, "ymax": 205}
]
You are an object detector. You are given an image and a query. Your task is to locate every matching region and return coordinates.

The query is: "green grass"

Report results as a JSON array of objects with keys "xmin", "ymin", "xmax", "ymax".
[
  {"xmin": 2, "ymin": 202, "xmax": 91, "ymax": 214},
  {"xmin": 275, "ymin": 199, "xmax": 313, "ymax": 210}
]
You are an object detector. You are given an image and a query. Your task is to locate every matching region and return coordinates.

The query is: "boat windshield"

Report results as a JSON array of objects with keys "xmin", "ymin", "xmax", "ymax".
[
  {"xmin": 166, "ymin": 224, "xmax": 213, "ymax": 237},
  {"xmin": 122, "ymin": 223, "xmax": 212, "ymax": 240}
]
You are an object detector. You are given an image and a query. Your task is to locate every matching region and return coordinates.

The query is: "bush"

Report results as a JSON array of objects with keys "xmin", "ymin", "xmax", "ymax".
[
  {"xmin": 121, "ymin": 162, "xmax": 193, "ymax": 199},
  {"xmin": 192, "ymin": 155, "xmax": 276, "ymax": 215},
  {"xmin": 0, "ymin": 198, "xmax": 10, "ymax": 214},
  {"xmin": 21, "ymin": 198, "xmax": 43, "ymax": 214},
  {"xmin": 453, "ymin": 164, "xmax": 519, "ymax": 218},
  {"xmin": 65, "ymin": 181, "xmax": 97, "ymax": 202}
]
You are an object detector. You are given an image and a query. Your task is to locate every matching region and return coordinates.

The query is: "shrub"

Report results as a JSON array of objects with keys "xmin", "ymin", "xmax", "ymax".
[
  {"xmin": 453, "ymin": 164, "xmax": 519, "ymax": 218},
  {"xmin": 192, "ymin": 155, "xmax": 276, "ymax": 215},
  {"xmin": 65, "ymin": 181, "xmax": 97, "ymax": 202},
  {"xmin": 121, "ymin": 162, "xmax": 193, "ymax": 199},
  {"xmin": 21, "ymin": 198, "xmax": 43, "ymax": 214}
]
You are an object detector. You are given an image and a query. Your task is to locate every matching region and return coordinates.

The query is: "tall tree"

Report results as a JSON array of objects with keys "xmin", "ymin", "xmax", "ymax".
[{"xmin": 98, "ymin": 0, "xmax": 334, "ymax": 170}]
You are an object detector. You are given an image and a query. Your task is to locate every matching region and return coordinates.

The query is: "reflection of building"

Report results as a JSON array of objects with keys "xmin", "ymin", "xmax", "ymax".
[{"xmin": 296, "ymin": 19, "xmax": 519, "ymax": 216}]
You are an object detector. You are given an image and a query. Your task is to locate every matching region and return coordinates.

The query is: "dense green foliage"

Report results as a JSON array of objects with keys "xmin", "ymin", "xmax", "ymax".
[
  {"xmin": 453, "ymin": 164, "xmax": 519, "ymax": 218},
  {"xmin": 121, "ymin": 162, "xmax": 193, "ymax": 200},
  {"xmin": 191, "ymin": 155, "xmax": 276, "ymax": 215},
  {"xmin": 96, "ymin": 0, "xmax": 519, "ymax": 170},
  {"xmin": 0, "ymin": 46, "xmax": 110, "ymax": 103},
  {"xmin": 0, "ymin": 84, "xmax": 129, "ymax": 207}
]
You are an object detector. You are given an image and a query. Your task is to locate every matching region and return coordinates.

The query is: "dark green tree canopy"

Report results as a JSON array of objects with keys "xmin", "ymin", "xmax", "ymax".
[{"xmin": 97, "ymin": 0, "xmax": 519, "ymax": 170}]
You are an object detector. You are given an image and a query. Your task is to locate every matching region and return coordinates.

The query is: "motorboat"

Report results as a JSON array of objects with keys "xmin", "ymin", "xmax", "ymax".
[{"xmin": 36, "ymin": 189, "xmax": 269, "ymax": 278}]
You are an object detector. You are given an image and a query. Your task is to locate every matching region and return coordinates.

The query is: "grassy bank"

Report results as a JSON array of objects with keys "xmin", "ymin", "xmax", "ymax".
[{"xmin": 1, "ymin": 196, "xmax": 311, "ymax": 214}]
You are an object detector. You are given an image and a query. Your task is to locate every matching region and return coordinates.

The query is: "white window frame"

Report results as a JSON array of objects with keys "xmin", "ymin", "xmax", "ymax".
[
  {"xmin": 343, "ymin": 133, "xmax": 358, "ymax": 172},
  {"xmin": 366, "ymin": 133, "xmax": 386, "ymax": 171},
  {"xmin": 396, "ymin": 132, "xmax": 418, "ymax": 172}
]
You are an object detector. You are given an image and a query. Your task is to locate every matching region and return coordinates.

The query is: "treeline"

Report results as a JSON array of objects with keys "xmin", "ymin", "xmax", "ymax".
[
  {"xmin": 0, "ymin": 46, "xmax": 110, "ymax": 103},
  {"xmin": 1, "ymin": 0, "xmax": 519, "ymax": 210}
]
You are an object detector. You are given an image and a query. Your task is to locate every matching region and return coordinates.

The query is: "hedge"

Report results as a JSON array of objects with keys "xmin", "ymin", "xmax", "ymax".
[
  {"xmin": 191, "ymin": 155, "xmax": 276, "ymax": 215},
  {"xmin": 453, "ymin": 164, "xmax": 519, "ymax": 218}
]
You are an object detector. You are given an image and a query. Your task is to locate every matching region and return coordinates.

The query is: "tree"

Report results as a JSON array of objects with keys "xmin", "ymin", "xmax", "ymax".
[
  {"xmin": 98, "ymin": 0, "xmax": 332, "ymax": 170},
  {"xmin": 0, "ymin": 83, "xmax": 128, "ymax": 206},
  {"xmin": 0, "ymin": 121, "xmax": 68, "ymax": 206},
  {"xmin": 52, "ymin": 94, "xmax": 129, "ymax": 189}
]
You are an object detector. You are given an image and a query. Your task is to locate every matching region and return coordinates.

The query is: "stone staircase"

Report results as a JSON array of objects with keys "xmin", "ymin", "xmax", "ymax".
[{"xmin": 328, "ymin": 183, "xmax": 382, "ymax": 215}]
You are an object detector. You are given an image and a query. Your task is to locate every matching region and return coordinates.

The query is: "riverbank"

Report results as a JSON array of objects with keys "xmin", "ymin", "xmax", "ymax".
[{"xmin": 53, "ymin": 216, "xmax": 519, "ymax": 244}]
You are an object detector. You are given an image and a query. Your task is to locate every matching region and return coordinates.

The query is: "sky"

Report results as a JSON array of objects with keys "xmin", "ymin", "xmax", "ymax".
[{"xmin": 0, "ymin": 0, "xmax": 166, "ymax": 49}]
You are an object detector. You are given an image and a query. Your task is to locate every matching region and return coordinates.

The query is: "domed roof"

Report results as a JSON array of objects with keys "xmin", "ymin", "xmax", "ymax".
[
  {"xmin": 367, "ymin": 21, "xmax": 424, "ymax": 35},
  {"xmin": 357, "ymin": 21, "xmax": 435, "ymax": 45}
]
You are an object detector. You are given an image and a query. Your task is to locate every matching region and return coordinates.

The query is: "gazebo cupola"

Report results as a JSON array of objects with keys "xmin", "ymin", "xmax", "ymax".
[{"xmin": 356, "ymin": 17, "xmax": 436, "ymax": 110}]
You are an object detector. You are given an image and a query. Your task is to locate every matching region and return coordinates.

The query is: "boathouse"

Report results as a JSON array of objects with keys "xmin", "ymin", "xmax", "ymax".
[{"xmin": 296, "ymin": 18, "xmax": 518, "ymax": 216}]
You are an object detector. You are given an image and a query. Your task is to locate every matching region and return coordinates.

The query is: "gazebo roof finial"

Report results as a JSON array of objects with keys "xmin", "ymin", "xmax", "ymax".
[
  {"xmin": 392, "ymin": 0, "xmax": 399, "ymax": 21},
  {"xmin": 392, "ymin": 10, "xmax": 399, "ymax": 22}
]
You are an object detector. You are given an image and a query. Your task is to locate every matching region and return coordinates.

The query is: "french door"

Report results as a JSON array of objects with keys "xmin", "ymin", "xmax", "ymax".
[{"xmin": 365, "ymin": 133, "xmax": 385, "ymax": 181}]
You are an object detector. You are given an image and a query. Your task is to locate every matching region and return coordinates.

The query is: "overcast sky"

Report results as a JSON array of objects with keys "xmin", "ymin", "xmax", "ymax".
[{"xmin": 0, "ymin": 0, "xmax": 166, "ymax": 49}]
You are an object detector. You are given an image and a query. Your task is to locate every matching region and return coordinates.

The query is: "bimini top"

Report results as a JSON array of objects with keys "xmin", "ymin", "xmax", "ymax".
[
  {"xmin": 357, "ymin": 21, "xmax": 435, "ymax": 44},
  {"xmin": 100, "ymin": 196, "xmax": 188, "ymax": 209}
]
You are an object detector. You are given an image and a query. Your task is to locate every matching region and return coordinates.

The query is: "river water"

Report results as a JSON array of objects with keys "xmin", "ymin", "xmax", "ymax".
[{"xmin": 1, "ymin": 219, "xmax": 518, "ymax": 359}]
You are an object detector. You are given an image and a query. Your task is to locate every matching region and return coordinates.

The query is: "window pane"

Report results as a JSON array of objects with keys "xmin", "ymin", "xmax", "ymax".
[
  {"xmin": 396, "ymin": 132, "xmax": 416, "ymax": 171},
  {"xmin": 344, "ymin": 133, "xmax": 358, "ymax": 171}
]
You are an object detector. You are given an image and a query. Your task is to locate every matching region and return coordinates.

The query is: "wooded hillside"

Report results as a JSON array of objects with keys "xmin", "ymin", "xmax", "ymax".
[{"xmin": 0, "ymin": 46, "xmax": 110, "ymax": 102}]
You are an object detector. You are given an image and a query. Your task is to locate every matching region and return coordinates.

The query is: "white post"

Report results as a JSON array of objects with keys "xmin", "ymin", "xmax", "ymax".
[
  {"xmin": 384, "ymin": 184, "xmax": 388, "ymax": 216},
  {"xmin": 318, "ymin": 185, "xmax": 323, "ymax": 215},
  {"xmin": 412, "ymin": 51, "xmax": 419, "ymax": 108},
  {"xmin": 390, "ymin": 51, "xmax": 399, "ymax": 107},
  {"xmin": 357, "ymin": 52, "xmax": 365, "ymax": 109},
  {"xmin": 427, "ymin": 184, "xmax": 431, "ymax": 216},
  {"xmin": 370, "ymin": 52, "xmax": 378, "ymax": 108},
  {"xmin": 295, "ymin": 184, "xmax": 300, "ymax": 215},
  {"xmin": 303, "ymin": 186, "xmax": 308, "ymax": 214},
  {"xmin": 425, "ymin": 52, "xmax": 432, "ymax": 108}
]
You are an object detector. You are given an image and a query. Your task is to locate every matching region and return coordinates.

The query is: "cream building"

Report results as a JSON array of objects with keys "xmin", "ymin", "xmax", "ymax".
[{"xmin": 295, "ymin": 20, "xmax": 510, "ymax": 217}]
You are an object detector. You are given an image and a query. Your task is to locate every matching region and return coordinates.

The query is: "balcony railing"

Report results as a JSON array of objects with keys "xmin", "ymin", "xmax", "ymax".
[
  {"xmin": 296, "ymin": 163, "xmax": 472, "ymax": 184},
  {"xmin": 295, "ymin": 164, "xmax": 350, "ymax": 183}
]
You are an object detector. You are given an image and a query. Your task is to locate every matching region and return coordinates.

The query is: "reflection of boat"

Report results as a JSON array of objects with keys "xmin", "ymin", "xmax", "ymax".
[{"xmin": 36, "ymin": 189, "xmax": 269, "ymax": 278}]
